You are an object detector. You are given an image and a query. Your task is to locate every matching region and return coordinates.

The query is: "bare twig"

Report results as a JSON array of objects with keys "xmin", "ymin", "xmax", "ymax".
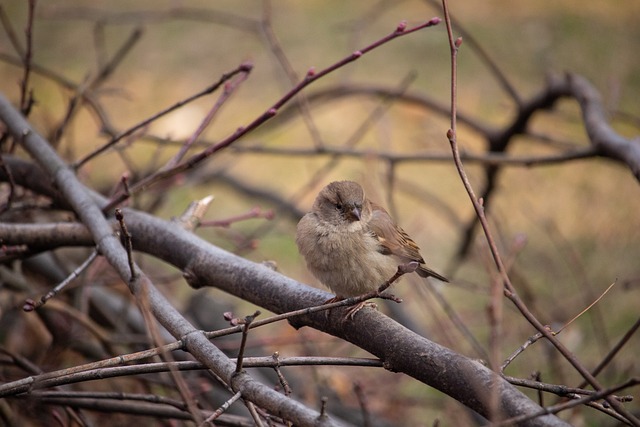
[
  {"xmin": 503, "ymin": 375, "xmax": 634, "ymax": 403},
  {"xmin": 0, "ymin": 357, "xmax": 384, "ymax": 397},
  {"xmin": 19, "ymin": 0, "xmax": 36, "ymax": 116},
  {"xmin": 440, "ymin": 1, "xmax": 640, "ymax": 423},
  {"xmin": 235, "ymin": 311, "xmax": 261, "ymax": 373},
  {"xmin": 272, "ymin": 352, "xmax": 293, "ymax": 397},
  {"xmin": 74, "ymin": 62, "xmax": 253, "ymax": 169},
  {"xmin": 424, "ymin": 0, "xmax": 521, "ymax": 105},
  {"xmin": 553, "ymin": 280, "xmax": 616, "ymax": 335},
  {"xmin": 319, "ymin": 396, "xmax": 329, "ymax": 419},
  {"xmin": 353, "ymin": 381, "xmax": 371, "ymax": 427},
  {"xmin": 201, "ymin": 206, "xmax": 274, "ymax": 228},
  {"xmin": 202, "ymin": 391, "xmax": 242, "ymax": 425},
  {"xmin": 115, "ymin": 208, "xmax": 136, "ymax": 281},
  {"xmin": 22, "ymin": 249, "xmax": 99, "ymax": 312},
  {"xmin": 441, "ymin": 0, "xmax": 510, "ymax": 421},
  {"xmin": 51, "ymin": 27, "xmax": 143, "ymax": 145},
  {"xmin": 492, "ymin": 378, "xmax": 640, "ymax": 427},
  {"xmin": 231, "ymin": 143, "xmax": 597, "ymax": 166},
  {"xmin": 500, "ymin": 332, "xmax": 544, "ymax": 373},
  {"xmin": 173, "ymin": 195, "xmax": 215, "ymax": 231},
  {"xmin": 0, "ymin": 154, "xmax": 17, "ymax": 213},
  {"xmin": 245, "ymin": 401, "xmax": 266, "ymax": 427},
  {"xmin": 261, "ymin": 0, "xmax": 325, "ymax": 151},
  {"xmin": 24, "ymin": 395, "xmax": 249, "ymax": 424},
  {"xmin": 91, "ymin": 27, "xmax": 143, "ymax": 89},
  {"xmin": 166, "ymin": 70, "xmax": 250, "ymax": 168},
  {"xmin": 0, "ymin": 5, "xmax": 25, "ymax": 57},
  {"xmin": 104, "ymin": 19, "xmax": 441, "ymax": 210},
  {"xmin": 576, "ymin": 316, "xmax": 640, "ymax": 390}
]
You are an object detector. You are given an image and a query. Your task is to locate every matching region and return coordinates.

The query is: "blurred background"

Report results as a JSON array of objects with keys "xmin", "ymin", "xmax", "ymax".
[{"xmin": 1, "ymin": 1, "xmax": 639, "ymax": 425}]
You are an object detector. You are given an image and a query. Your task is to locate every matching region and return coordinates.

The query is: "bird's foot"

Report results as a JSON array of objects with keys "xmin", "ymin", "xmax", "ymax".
[
  {"xmin": 377, "ymin": 292, "xmax": 402, "ymax": 303},
  {"xmin": 344, "ymin": 301, "xmax": 378, "ymax": 321},
  {"xmin": 323, "ymin": 296, "xmax": 343, "ymax": 319},
  {"xmin": 324, "ymin": 296, "xmax": 343, "ymax": 304}
]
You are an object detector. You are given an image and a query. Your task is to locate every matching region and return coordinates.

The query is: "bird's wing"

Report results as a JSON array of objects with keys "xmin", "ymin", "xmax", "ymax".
[
  {"xmin": 368, "ymin": 203, "xmax": 426, "ymax": 264},
  {"xmin": 368, "ymin": 203, "xmax": 449, "ymax": 282}
]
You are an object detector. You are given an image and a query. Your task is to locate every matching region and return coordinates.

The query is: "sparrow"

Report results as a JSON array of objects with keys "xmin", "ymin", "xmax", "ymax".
[{"xmin": 296, "ymin": 180, "xmax": 447, "ymax": 316}]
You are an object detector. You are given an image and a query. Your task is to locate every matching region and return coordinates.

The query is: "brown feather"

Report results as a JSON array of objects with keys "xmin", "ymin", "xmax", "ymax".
[{"xmin": 368, "ymin": 202, "xmax": 449, "ymax": 282}]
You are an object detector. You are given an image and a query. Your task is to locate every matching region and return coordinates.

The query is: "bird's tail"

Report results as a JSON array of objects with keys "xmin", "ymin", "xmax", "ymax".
[{"xmin": 417, "ymin": 265, "xmax": 449, "ymax": 282}]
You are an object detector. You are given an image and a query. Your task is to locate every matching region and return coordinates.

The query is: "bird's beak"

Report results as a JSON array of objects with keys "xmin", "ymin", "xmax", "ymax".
[{"xmin": 348, "ymin": 206, "xmax": 361, "ymax": 221}]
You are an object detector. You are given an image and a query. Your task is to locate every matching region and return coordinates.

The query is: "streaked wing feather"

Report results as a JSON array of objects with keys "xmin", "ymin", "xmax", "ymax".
[
  {"xmin": 368, "ymin": 203, "xmax": 449, "ymax": 283},
  {"xmin": 368, "ymin": 203, "xmax": 425, "ymax": 263}
]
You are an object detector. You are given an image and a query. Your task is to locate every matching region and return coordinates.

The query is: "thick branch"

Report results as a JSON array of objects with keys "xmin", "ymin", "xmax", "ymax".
[
  {"xmin": 0, "ymin": 94, "xmax": 346, "ymax": 427},
  {"xmin": 4, "ymin": 72, "xmax": 632, "ymax": 426},
  {"xmin": 566, "ymin": 74, "xmax": 640, "ymax": 181},
  {"xmin": 0, "ymin": 214, "xmax": 570, "ymax": 426}
]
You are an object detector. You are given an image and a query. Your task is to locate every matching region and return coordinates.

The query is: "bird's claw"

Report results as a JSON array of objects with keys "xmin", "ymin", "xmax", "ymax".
[{"xmin": 344, "ymin": 301, "xmax": 378, "ymax": 321}]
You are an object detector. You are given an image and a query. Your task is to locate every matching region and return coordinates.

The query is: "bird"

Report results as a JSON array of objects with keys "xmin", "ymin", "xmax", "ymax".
[{"xmin": 296, "ymin": 180, "xmax": 448, "ymax": 318}]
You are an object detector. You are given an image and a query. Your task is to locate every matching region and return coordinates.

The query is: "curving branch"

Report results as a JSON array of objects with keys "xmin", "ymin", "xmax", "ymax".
[
  {"xmin": 0, "ymin": 4, "xmax": 637, "ymax": 423},
  {"xmin": 0, "ymin": 155, "xmax": 569, "ymax": 426},
  {"xmin": 566, "ymin": 74, "xmax": 640, "ymax": 181},
  {"xmin": 267, "ymin": 73, "xmax": 640, "ymax": 263},
  {"xmin": 2, "ymin": 66, "xmax": 638, "ymax": 422},
  {"xmin": 0, "ymin": 94, "xmax": 346, "ymax": 427}
]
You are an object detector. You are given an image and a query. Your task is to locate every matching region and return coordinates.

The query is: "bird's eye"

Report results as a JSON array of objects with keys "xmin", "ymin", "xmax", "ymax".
[{"xmin": 335, "ymin": 203, "xmax": 343, "ymax": 211}]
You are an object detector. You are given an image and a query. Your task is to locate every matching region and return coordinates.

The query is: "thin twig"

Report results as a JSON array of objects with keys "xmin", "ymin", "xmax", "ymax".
[
  {"xmin": 166, "ymin": 70, "xmax": 250, "ymax": 168},
  {"xmin": 91, "ymin": 27, "xmax": 143, "ymax": 89},
  {"xmin": 0, "ymin": 357, "xmax": 383, "ymax": 397},
  {"xmin": 19, "ymin": 0, "xmax": 36, "ymax": 116},
  {"xmin": 22, "ymin": 249, "xmax": 99, "ymax": 312},
  {"xmin": 442, "ymin": 0, "xmax": 511, "ymax": 421},
  {"xmin": 0, "ymin": 154, "xmax": 17, "ymax": 213},
  {"xmin": 0, "ymin": 5, "xmax": 25, "ymax": 57},
  {"xmin": 319, "ymin": 396, "xmax": 328, "ymax": 419},
  {"xmin": 115, "ymin": 208, "xmax": 136, "ymax": 281},
  {"xmin": 491, "ymin": 378, "xmax": 640, "ymax": 427},
  {"xmin": 245, "ymin": 401, "xmax": 266, "ymax": 427},
  {"xmin": 500, "ymin": 332, "xmax": 544, "ymax": 373},
  {"xmin": 503, "ymin": 375, "xmax": 633, "ymax": 402},
  {"xmin": 353, "ymin": 381, "xmax": 371, "ymax": 427},
  {"xmin": 441, "ymin": 0, "xmax": 640, "ymax": 422},
  {"xmin": 576, "ymin": 316, "xmax": 640, "ymax": 390},
  {"xmin": 424, "ymin": 0, "xmax": 521, "ymax": 105},
  {"xmin": 52, "ymin": 28, "xmax": 143, "ymax": 145},
  {"xmin": 231, "ymin": 144, "xmax": 597, "ymax": 166},
  {"xmin": 74, "ymin": 62, "xmax": 253, "ymax": 169},
  {"xmin": 261, "ymin": 0, "xmax": 325, "ymax": 150},
  {"xmin": 202, "ymin": 391, "xmax": 242, "ymax": 425},
  {"xmin": 104, "ymin": 19, "xmax": 441, "ymax": 211},
  {"xmin": 553, "ymin": 280, "xmax": 616, "ymax": 335},
  {"xmin": 201, "ymin": 206, "xmax": 274, "ymax": 228},
  {"xmin": 235, "ymin": 311, "xmax": 261, "ymax": 373},
  {"xmin": 271, "ymin": 352, "xmax": 292, "ymax": 397}
]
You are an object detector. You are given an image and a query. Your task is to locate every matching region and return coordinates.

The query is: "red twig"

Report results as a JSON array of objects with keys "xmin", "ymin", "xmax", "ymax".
[
  {"xmin": 103, "ymin": 19, "xmax": 441, "ymax": 211},
  {"xmin": 74, "ymin": 62, "xmax": 253, "ymax": 169},
  {"xmin": 165, "ymin": 70, "xmax": 250, "ymax": 168}
]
